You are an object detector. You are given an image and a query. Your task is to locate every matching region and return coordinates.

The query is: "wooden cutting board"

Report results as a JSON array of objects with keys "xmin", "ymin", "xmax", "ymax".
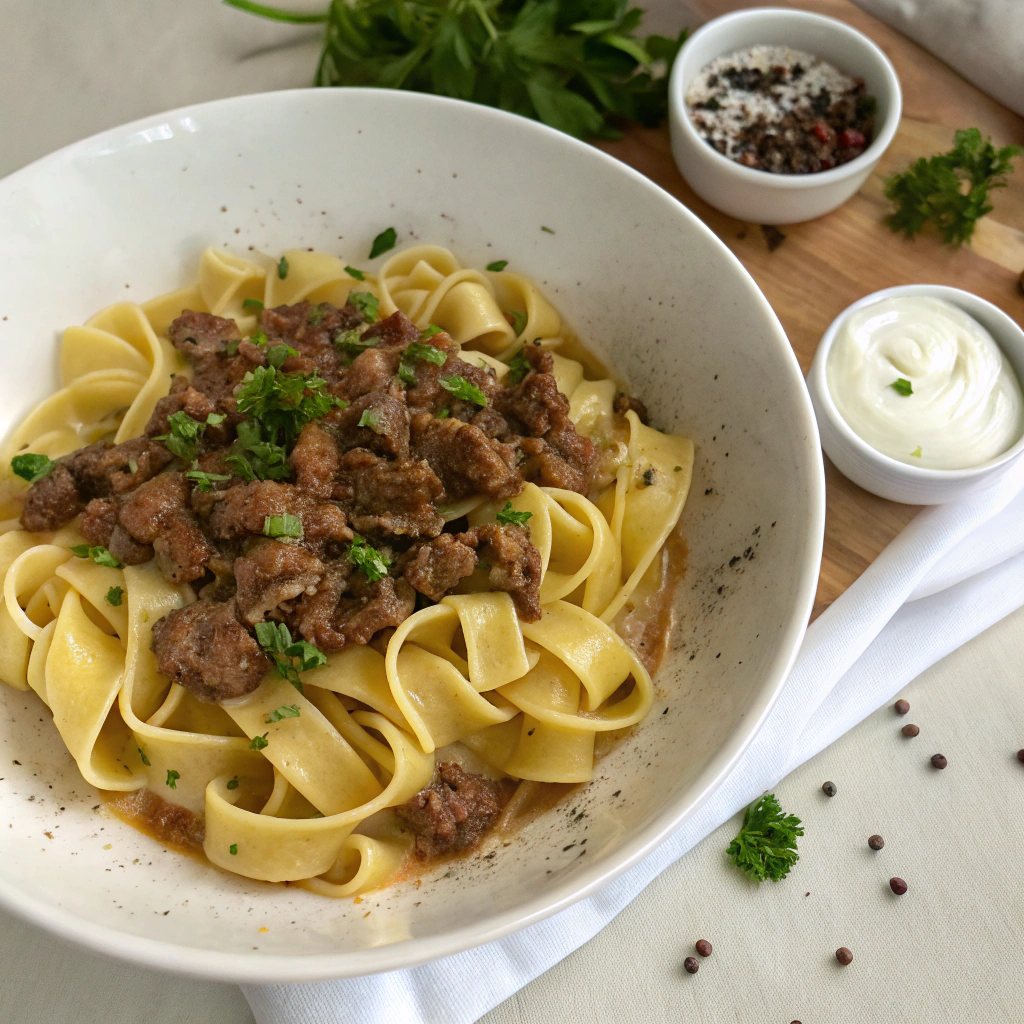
[{"xmin": 600, "ymin": 0, "xmax": 1024, "ymax": 618}]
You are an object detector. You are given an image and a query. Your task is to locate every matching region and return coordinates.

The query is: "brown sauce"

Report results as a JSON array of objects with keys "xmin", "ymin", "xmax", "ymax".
[{"xmin": 102, "ymin": 788, "xmax": 206, "ymax": 857}]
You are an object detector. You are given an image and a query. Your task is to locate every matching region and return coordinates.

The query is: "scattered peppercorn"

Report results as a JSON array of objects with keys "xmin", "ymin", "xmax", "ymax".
[
  {"xmin": 822, "ymin": 780, "xmax": 837, "ymax": 797},
  {"xmin": 901, "ymin": 723, "xmax": 920, "ymax": 737},
  {"xmin": 868, "ymin": 834, "xmax": 885, "ymax": 850},
  {"xmin": 894, "ymin": 699, "xmax": 910, "ymax": 715},
  {"xmin": 930, "ymin": 753, "xmax": 947, "ymax": 769},
  {"xmin": 695, "ymin": 939, "xmax": 712, "ymax": 957},
  {"xmin": 1016, "ymin": 749, "xmax": 1024, "ymax": 764},
  {"xmin": 684, "ymin": 956, "xmax": 699, "ymax": 974},
  {"xmin": 836, "ymin": 947, "xmax": 853, "ymax": 966},
  {"xmin": 889, "ymin": 877, "xmax": 908, "ymax": 895}
]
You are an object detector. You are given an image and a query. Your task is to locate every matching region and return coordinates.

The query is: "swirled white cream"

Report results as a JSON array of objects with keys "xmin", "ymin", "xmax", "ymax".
[{"xmin": 826, "ymin": 296, "xmax": 1024, "ymax": 469}]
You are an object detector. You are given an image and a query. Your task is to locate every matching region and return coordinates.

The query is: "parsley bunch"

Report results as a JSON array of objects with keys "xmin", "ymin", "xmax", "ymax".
[
  {"xmin": 885, "ymin": 128, "xmax": 1023, "ymax": 247},
  {"xmin": 725, "ymin": 794, "xmax": 803, "ymax": 884},
  {"xmin": 224, "ymin": 0, "xmax": 688, "ymax": 140}
]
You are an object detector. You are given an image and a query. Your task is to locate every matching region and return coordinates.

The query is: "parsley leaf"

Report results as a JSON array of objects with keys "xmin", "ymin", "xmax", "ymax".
[
  {"xmin": 349, "ymin": 291, "xmax": 379, "ymax": 323},
  {"xmin": 226, "ymin": 418, "xmax": 292, "ymax": 482},
  {"xmin": 229, "ymin": 843, "xmax": 238, "ymax": 855},
  {"xmin": 420, "ymin": 324, "xmax": 444, "ymax": 339},
  {"xmin": 347, "ymin": 535, "xmax": 391, "ymax": 582},
  {"xmin": 399, "ymin": 339, "xmax": 448, "ymax": 383},
  {"xmin": 11, "ymin": 453, "xmax": 55, "ymax": 484},
  {"xmin": 227, "ymin": 776, "xmax": 240, "ymax": 790},
  {"xmin": 334, "ymin": 328, "xmax": 377, "ymax": 359},
  {"xmin": 345, "ymin": 265, "xmax": 366, "ymax": 280},
  {"xmin": 505, "ymin": 347, "xmax": 531, "ymax": 385},
  {"xmin": 165, "ymin": 769, "xmax": 180, "ymax": 789},
  {"xmin": 725, "ymin": 794, "xmax": 803, "ymax": 884},
  {"xmin": 185, "ymin": 468, "xmax": 232, "ymax": 492},
  {"xmin": 254, "ymin": 621, "xmax": 327, "ymax": 692},
  {"xmin": 138, "ymin": 747, "xmax": 151, "ymax": 766},
  {"xmin": 234, "ymin": 365, "xmax": 340, "ymax": 447},
  {"xmin": 156, "ymin": 410, "xmax": 205, "ymax": 461},
  {"xmin": 369, "ymin": 227, "xmax": 397, "ymax": 259},
  {"xmin": 885, "ymin": 128, "xmax": 1023, "ymax": 247},
  {"xmin": 496, "ymin": 501, "xmax": 532, "ymax": 526},
  {"xmin": 358, "ymin": 409, "xmax": 381, "ymax": 431},
  {"xmin": 263, "ymin": 513, "xmax": 303, "ymax": 538},
  {"xmin": 70, "ymin": 544, "xmax": 123, "ymax": 569},
  {"xmin": 440, "ymin": 375, "xmax": 488, "ymax": 407},
  {"xmin": 105, "ymin": 586, "xmax": 124, "ymax": 607},
  {"xmin": 266, "ymin": 343, "xmax": 298, "ymax": 369},
  {"xmin": 890, "ymin": 378, "xmax": 913, "ymax": 396},
  {"xmin": 277, "ymin": 255, "xmax": 290, "ymax": 279},
  {"xmin": 486, "ymin": 260, "xmax": 508, "ymax": 272},
  {"xmin": 505, "ymin": 309, "xmax": 528, "ymax": 336},
  {"xmin": 265, "ymin": 704, "xmax": 301, "ymax": 723},
  {"xmin": 249, "ymin": 733, "xmax": 270, "ymax": 751},
  {"xmin": 242, "ymin": 297, "xmax": 264, "ymax": 313}
]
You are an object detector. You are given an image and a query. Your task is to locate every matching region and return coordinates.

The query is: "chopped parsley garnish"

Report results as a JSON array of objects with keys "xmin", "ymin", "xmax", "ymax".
[
  {"xmin": 726, "ymin": 794, "xmax": 803, "ymax": 884},
  {"xmin": 436, "ymin": 406, "xmax": 450, "ymax": 419},
  {"xmin": 505, "ymin": 309, "xmax": 528, "ymax": 336},
  {"xmin": 277, "ymin": 255, "xmax": 289, "ymax": 279},
  {"xmin": 105, "ymin": 586, "xmax": 124, "ymax": 607},
  {"xmin": 70, "ymin": 544, "xmax": 123, "ymax": 569},
  {"xmin": 265, "ymin": 704, "xmax": 301, "ymax": 723},
  {"xmin": 399, "ymin": 340, "xmax": 447, "ymax": 383},
  {"xmin": 128, "ymin": 459, "xmax": 138, "ymax": 474},
  {"xmin": 910, "ymin": 446, "xmax": 923, "ymax": 458},
  {"xmin": 333, "ymin": 328, "xmax": 377, "ymax": 359},
  {"xmin": 11, "ymin": 453, "xmax": 55, "ymax": 484},
  {"xmin": 345, "ymin": 265, "xmax": 366, "ymax": 280},
  {"xmin": 358, "ymin": 409, "xmax": 381, "ymax": 431},
  {"xmin": 229, "ymin": 843, "xmax": 238, "ymax": 855},
  {"xmin": 496, "ymin": 502, "xmax": 532, "ymax": 527},
  {"xmin": 225, "ymin": 339, "xmax": 240, "ymax": 356},
  {"xmin": 156, "ymin": 410, "xmax": 224, "ymax": 462},
  {"xmin": 242, "ymin": 297, "xmax": 264, "ymax": 313},
  {"xmin": 227, "ymin": 776, "xmax": 240, "ymax": 790},
  {"xmin": 306, "ymin": 304, "xmax": 326, "ymax": 325},
  {"xmin": 266, "ymin": 343, "xmax": 298, "ymax": 369},
  {"xmin": 234, "ymin": 365, "xmax": 340, "ymax": 447},
  {"xmin": 486, "ymin": 260, "xmax": 508, "ymax": 272},
  {"xmin": 890, "ymin": 378, "xmax": 913, "ymax": 397},
  {"xmin": 421, "ymin": 324, "xmax": 444, "ymax": 339},
  {"xmin": 165, "ymin": 769, "xmax": 180, "ymax": 789},
  {"xmin": 885, "ymin": 128, "xmax": 1023, "ymax": 247},
  {"xmin": 674, "ymin": 465, "xmax": 682, "ymax": 472},
  {"xmin": 505, "ymin": 347, "xmax": 531, "ymax": 385},
  {"xmin": 439, "ymin": 375, "xmax": 488, "ymax": 407},
  {"xmin": 251, "ymin": 329, "xmax": 269, "ymax": 348},
  {"xmin": 249, "ymin": 733, "xmax": 270, "ymax": 751},
  {"xmin": 137, "ymin": 747, "xmax": 150, "ymax": 766},
  {"xmin": 540, "ymin": 225, "xmax": 555, "ymax": 234},
  {"xmin": 346, "ymin": 535, "xmax": 391, "ymax": 582},
  {"xmin": 348, "ymin": 291, "xmax": 379, "ymax": 323},
  {"xmin": 369, "ymin": 227, "xmax": 397, "ymax": 259},
  {"xmin": 185, "ymin": 468, "xmax": 232, "ymax": 492},
  {"xmin": 206, "ymin": 412, "xmax": 227, "ymax": 427},
  {"xmin": 226, "ymin": 419, "xmax": 292, "ymax": 483},
  {"xmin": 263, "ymin": 513, "xmax": 303, "ymax": 539},
  {"xmin": 254, "ymin": 621, "xmax": 327, "ymax": 692}
]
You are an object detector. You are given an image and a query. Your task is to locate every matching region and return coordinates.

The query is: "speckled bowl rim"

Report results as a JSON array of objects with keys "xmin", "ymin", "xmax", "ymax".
[{"xmin": 0, "ymin": 88, "xmax": 825, "ymax": 982}]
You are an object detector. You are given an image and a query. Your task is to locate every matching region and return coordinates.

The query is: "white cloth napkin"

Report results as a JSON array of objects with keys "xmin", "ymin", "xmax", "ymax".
[{"xmin": 244, "ymin": 456, "xmax": 1024, "ymax": 1024}]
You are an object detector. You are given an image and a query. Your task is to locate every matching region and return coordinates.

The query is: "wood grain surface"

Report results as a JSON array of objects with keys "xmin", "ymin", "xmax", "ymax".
[{"xmin": 601, "ymin": 0, "xmax": 1024, "ymax": 617}]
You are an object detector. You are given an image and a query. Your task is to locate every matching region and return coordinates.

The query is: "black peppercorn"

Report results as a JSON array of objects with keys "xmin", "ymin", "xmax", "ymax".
[
  {"xmin": 901, "ymin": 723, "xmax": 920, "ymax": 737},
  {"xmin": 889, "ymin": 877, "xmax": 908, "ymax": 895},
  {"xmin": 822, "ymin": 780, "xmax": 837, "ymax": 797},
  {"xmin": 695, "ymin": 939, "xmax": 712, "ymax": 957},
  {"xmin": 931, "ymin": 753, "xmax": 947, "ymax": 769},
  {"xmin": 1016, "ymin": 749, "xmax": 1024, "ymax": 764},
  {"xmin": 836, "ymin": 947, "xmax": 853, "ymax": 966},
  {"xmin": 868, "ymin": 834, "xmax": 885, "ymax": 850},
  {"xmin": 894, "ymin": 699, "xmax": 910, "ymax": 715},
  {"xmin": 684, "ymin": 956, "xmax": 699, "ymax": 974}
]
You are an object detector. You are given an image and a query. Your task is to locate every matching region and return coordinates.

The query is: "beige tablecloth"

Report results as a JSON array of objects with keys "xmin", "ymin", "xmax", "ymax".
[{"xmin": 2, "ymin": 4, "xmax": 1023, "ymax": 1022}]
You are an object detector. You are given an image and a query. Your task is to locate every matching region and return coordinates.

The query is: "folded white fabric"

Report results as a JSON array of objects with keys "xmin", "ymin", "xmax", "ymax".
[{"xmin": 244, "ymin": 457, "xmax": 1024, "ymax": 1024}]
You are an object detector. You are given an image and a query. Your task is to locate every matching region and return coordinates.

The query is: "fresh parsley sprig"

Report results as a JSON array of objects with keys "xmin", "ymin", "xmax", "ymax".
[
  {"xmin": 11, "ymin": 453, "xmax": 55, "ymax": 484},
  {"xmin": 223, "ymin": 0, "xmax": 688, "ymax": 140},
  {"xmin": 156, "ymin": 410, "xmax": 225, "ymax": 462},
  {"xmin": 440, "ymin": 374, "xmax": 488, "ymax": 406},
  {"xmin": 496, "ymin": 501, "xmax": 532, "ymax": 526},
  {"xmin": 254, "ymin": 621, "xmax": 327, "ymax": 692},
  {"xmin": 398, "ymin": 340, "xmax": 448, "ymax": 383},
  {"xmin": 726, "ymin": 794, "xmax": 803, "ymax": 884},
  {"xmin": 885, "ymin": 128, "xmax": 1023, "ymax": 247},
  {"xmin": 347, "ymin": 535, "xmax": 391, "ymax": 581},
  {"xmin": 234, "ymin": 365, "xmax": 341, "ymax": 447},
  {"xmin": 70, "ymin": 544, "xmax": 123, "ymax": 569}
]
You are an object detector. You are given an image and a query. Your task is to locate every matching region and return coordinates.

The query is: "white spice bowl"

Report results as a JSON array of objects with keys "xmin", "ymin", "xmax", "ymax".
[
  {"xmin": 668, "ymin": 7, "xmax": 902, "ymax": 224},
  {"xmin": 808, "ymin": 285, "xmax": 1024, "ymax": 504}
]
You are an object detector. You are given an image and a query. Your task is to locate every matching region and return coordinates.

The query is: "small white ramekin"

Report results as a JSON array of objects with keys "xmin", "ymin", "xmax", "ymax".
[
  {"xmin": 668, "ymin": 7, "xmax": 902, "ymax": 224},
  {"xmin": 808, "ymin": 285, "xmax": 1024, "ymax": 504}
]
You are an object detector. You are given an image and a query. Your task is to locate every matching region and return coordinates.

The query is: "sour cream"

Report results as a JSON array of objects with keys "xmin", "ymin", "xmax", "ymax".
[{"xmin": 826, "ymin": 296, "xmax": 1024, "ymax": 469}]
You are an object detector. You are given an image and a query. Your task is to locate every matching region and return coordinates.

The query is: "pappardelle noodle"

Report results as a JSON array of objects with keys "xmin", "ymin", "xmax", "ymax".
[{"xmin": 0, "ymin": 244, "xmax": 693, "ymax": 898}]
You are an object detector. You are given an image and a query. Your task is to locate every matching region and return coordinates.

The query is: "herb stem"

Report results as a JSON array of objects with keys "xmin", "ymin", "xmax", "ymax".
[{"xmin": 221, "ymin": 0, "xmax": 328, "ymax": 23}]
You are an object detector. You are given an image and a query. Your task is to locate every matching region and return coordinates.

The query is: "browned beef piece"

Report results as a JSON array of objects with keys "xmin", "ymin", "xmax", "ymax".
[
  {"xmin": 289, "ymin": 423, "xmax": 339, "ymax": 499},
  {"xmin": 68, "ymin": 437, "xmax": 174, "ymax": 498},
  {"xmin": 403, "ymin": 534, "xmax": 477, "ymax": 602},
  {"xmin": 118, "ymin": 472, "xmax": 213, "ymax": 583},
  {"xmin": 396, "ymin": 761, "xmax": 516, "ymax": 860},
  {"xmin": 406, "ymin": 349, "xmax": 500, "ymax": 419},
  {"xmin": 470, "ymin": 406, "xmax": 513, "ymax": 440},
  {"xmin": 151, "ymin": 598, "xmax": 269, "ymax": 703},
  {"xmin": 289, "ymin": 562, "xmax": 351, "ymax": 650},
  {"xmin": 523, "ymin": 344, "xmax": 554, "ymax": 374},
  {"xmin": 234, "ymin": 540, "xmax": 324, "ymax": 625},
  {"xmin": 337, "ymin": 575, "xmax": 416, "ymax": 644},
  {"xmin": 516, "ymin": 430, "xmax": 596, "ymax": 495},
  {"xmin": 331, "ymin": 346, "xmax": 402, "ymax": 402},
  {"xmin": 613, "ymin": 391, "xmax": 649, "ymax": 424},
  {"xmin": 20, "ymin": 464, "xmax": 81, "ymax": 532},
  {"xmin": 144, "ymin": 380, "xmax": 218, "ymax": 438},
  {"xmin": 495, "ymin": 371, "xmax": 569, "ymax": 437},
  {"xmin": 330, "ymin": 386, "xmax": 409, "ymax": 459},
  {"xmin": 260, "ymin": 301, "xmax": 362, "ymax": 380},
  {"xmin": 334, "ymin": 448, "xmax": 444, "ymax": 538},
  {"xmin": 410, "ymin": 413, "xmax": 521, "ymax": 502},
  {"xmin": 108, "ymin": 525, "xmax": 154, "ymax": 566},
  {"xmin": 360, "ymin": 310, "xmax": 423, "ymax": 349},
  {"xmin": 200, "ymin": 481, "xmax": 351, "ymax": 549},
  {"xmin": 458, "ymin": 523, "xmax": 542, "ymax": 621},
  {"xmin": 167, "ymin": 310, "xmax": 240, "ymax": 360},
  {"xmin": 80, "ymin": 498, "xmax": 118, "ymax": 546}
]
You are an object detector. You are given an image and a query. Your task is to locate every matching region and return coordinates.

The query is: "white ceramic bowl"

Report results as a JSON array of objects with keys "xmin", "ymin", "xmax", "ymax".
[
  {"xmin": 808, "ymin": 285, "xmax": 1024, "ymax": 504},
  {"xmin": 0, "ymin": 89, "xmax": 824, "ymax": 981},
  {"xmin": 668, "ymin": 7, "xmax": 902, "ymax": 224}
]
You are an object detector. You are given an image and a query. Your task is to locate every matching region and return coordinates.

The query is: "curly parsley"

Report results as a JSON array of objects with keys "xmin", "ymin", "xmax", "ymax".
[{"xmin": 726, "ymin": 794, "xmax": 804, "ymax": 884}]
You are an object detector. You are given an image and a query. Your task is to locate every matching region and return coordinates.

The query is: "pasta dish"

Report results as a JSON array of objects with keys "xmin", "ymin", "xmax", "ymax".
[{"xmin": 0, "ymin": 244, "xmax": 693, "ymax": 898}]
